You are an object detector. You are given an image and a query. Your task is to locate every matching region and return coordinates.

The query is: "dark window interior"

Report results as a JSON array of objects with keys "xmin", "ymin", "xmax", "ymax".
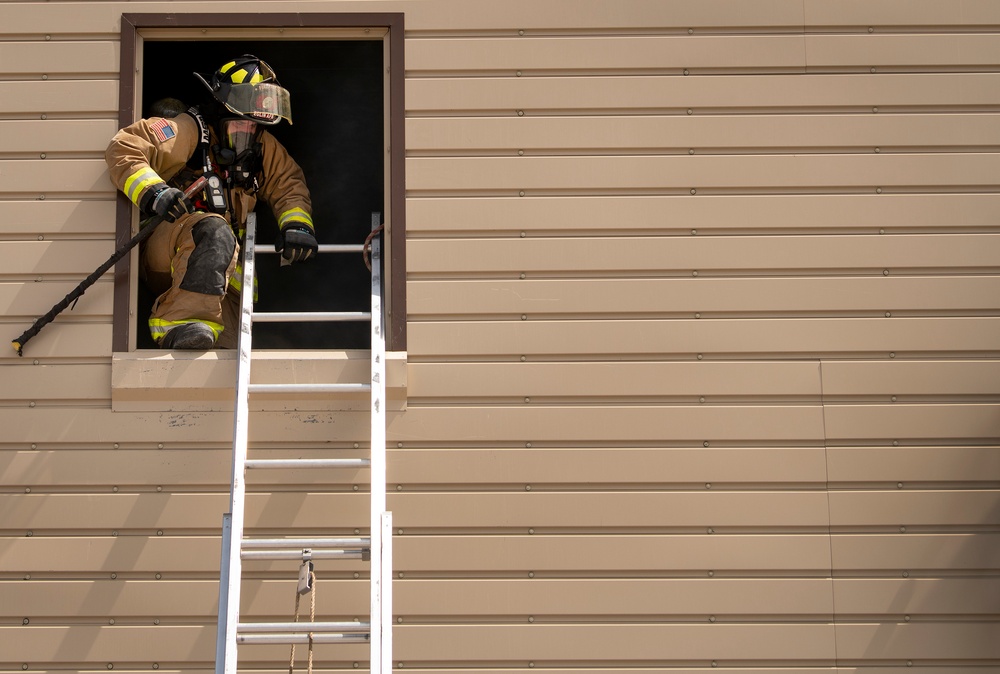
[{"xmin": 138, "ymin": 40, "xmax": 385, "ymax": 349}]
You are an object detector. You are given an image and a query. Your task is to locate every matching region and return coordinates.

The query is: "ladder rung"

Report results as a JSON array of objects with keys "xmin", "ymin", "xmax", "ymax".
[
  {"xmin": 257, "ymin": 244, "xmax": 365, "ymax": 255},
  {"xmin": 248, "ymin": 383, "xmax": 371, "ymax": 394},
  {"xmin": 240, "ymin": 621, "xmax": 370, "ymax": 633},
  {"xmin": 245, "ymin": 458, "xmax": 370, "ymax": 469},
  {"xmin": 251, "ymin": 311, "xmax": 371, "ymax": 323},
  {"xmin": 241, "ymin": 549, "xmax": 366, "ymax": 560},
  {"xmin": 243, "ymin": 537, "xmax": 370, "ymax": 549},
  {"xmin": 237, "ymin": 633, "xmax": 369, "ymax": 645}
]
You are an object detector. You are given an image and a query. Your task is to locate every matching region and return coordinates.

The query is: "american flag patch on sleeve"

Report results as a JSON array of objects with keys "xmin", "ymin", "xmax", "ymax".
[{"xmin": 150, "ymin": 118, "xmax": 176, "ymax": 143}]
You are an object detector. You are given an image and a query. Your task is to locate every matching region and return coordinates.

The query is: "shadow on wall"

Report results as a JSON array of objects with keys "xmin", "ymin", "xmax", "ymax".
[{"xmin": 138, "ymin": 40, "xmax": 385, "ymax": 349}]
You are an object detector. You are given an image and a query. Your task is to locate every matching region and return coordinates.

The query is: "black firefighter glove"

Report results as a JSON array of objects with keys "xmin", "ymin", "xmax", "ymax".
[
  {"xmin": 146, "ymin": 184, "xmax": 195, "ymax": 222},
  {"xmin": 276, "ymin": 225, "xmax": 319, "ymax": 265}
]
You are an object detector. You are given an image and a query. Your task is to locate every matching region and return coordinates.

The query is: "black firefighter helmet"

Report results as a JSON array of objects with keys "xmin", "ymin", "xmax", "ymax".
[{"xmin": 194, "ymin": 54, "xmax": 292, "ymax": 126}]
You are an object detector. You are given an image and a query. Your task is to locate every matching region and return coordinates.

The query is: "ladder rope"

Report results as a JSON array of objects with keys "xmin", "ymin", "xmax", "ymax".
[
  {"xmin": 288, "ymin": 568, "xmax": 317, "ymax": 674},
  {"xmin": 363, "ymin": 224, "xmax": 384, "ymax": 272}
]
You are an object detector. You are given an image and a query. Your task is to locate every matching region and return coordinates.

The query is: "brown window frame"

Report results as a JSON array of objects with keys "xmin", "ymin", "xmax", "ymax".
[{"xmin": 112, "ymin": 12, "xmax": 406, "ymax": 352}]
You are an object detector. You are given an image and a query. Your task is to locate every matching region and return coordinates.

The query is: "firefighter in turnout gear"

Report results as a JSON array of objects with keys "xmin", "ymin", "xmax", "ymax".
[{"xmin": 106, "ymin": 55, "xmax": 317, "ymax": 349}]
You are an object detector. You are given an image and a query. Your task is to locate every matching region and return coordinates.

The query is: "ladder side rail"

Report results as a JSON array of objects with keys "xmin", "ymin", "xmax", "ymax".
[
  {"xmin": 215, "ymin": 213, "xmax": 259, "ymax": 674},
  {"xmin": 369, "ymin": 215, "xmax": 390, "ymax": 674}
]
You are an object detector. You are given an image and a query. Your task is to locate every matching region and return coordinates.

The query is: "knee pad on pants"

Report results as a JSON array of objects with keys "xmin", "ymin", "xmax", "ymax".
[{"xmin": 180, "ymin": 216, "xmax": 237, "ymax": 295}]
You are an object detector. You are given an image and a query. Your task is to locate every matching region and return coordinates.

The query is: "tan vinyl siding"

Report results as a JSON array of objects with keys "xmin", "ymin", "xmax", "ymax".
[{"xmin": 2, "ymin": 1, "xmax": 999, "ymax": 673}]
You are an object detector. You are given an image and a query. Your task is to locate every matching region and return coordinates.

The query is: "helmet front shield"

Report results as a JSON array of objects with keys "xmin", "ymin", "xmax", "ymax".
[{"xmin": 217, "ymin": 82, "xmax": 292, "ymax": 125}]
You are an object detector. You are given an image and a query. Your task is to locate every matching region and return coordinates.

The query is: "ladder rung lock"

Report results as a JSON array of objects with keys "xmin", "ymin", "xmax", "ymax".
[
  {"xmin": 244, "ymin": 459, "xmax": 370, "ymax": 469},
  {"xmin": 239, "ymin": 621, "xmax": 370, "ymax": 633},
  {"xmin": 248, "ymin": 383, "xmax": 372, "ymax": 394},
  {"xmin": 251, "ymin": 311, "xmax": 372, "ymax": 323}
]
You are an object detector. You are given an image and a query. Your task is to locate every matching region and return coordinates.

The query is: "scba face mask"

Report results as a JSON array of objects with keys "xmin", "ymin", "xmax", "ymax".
[{"xmin": 217, "ymin": 118, "xmax": 263, "ymax": 190}]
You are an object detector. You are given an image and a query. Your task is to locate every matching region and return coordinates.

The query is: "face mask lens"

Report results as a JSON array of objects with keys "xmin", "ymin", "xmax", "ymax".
[{"xmin": 223, "ymin": 119, "xmax": 259, "ymax": 155}]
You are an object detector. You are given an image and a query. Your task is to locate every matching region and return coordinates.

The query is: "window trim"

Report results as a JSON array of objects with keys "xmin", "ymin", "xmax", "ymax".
[{"xmin": 113, "ymin": 12, "xmax": 407, "ymax": 352}]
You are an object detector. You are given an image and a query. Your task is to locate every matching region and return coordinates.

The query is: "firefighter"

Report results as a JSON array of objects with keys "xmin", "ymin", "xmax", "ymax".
[{"xmin": 105, "ymin": 55, "xmax": 317, "ymax": 349}]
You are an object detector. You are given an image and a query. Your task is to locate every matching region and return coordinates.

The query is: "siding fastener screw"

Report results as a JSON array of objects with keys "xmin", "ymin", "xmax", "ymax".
[
  {"xmin": 22, "ymin": 665, "xmax": 28, "ymax": 671},
  {"xmin": 904, "ymin": 615, "xmax": 911, "ymax": 622},
  {"xmin": 528, "ymin": 616, "xmax": 534, "ymax": 623},
  {"xmin": 871, "ymin": 67, "xmax": 877, "ymax": 74},
  {"xmin": 891, "ymin": 396, "xmax": 897, "ymax": 402},
  {"xmin": 528, "ymin": 572, "xmax": 535, "ymax": 578},
  {"xmin": 157, "ymin": 530, "xmax": 163, "ymax": 536},
  {"xmin": 516, "ymin": 71, "xmax": 522, "ymax": 77},
  {"xmin": 354, "ymin": 663, "xmax": 360, "ymax": 669},
  {"xmin": 899, "ymin": 526, "xmax": 906, "ymax": 533},
  {"xmin": 109, "ymin": 619, "xmax": 115, "ymax": 625},
  {"xmin": 873, "ymin": 107, "xmax": 879, "ymax": 113},
  {"xmin": 525, "ymin": 484, "xmax": 532, "ymax": 491},
  {"xmin": 40, "ymin": 153, "xmax": 46, "ymax": 159},
  {"xmin": 112, "ymin": 486, "xmax": 119, "ymax": 492},
  {"xmin": 687, "ymin": 108, "xmax": 693, "ymax": 115},
  {"xmin": 706, "ymin": 483, "xmax": 712, "ymax": 489},
  {"xmin": 875, "ymin": 147, "xmax": 881, "ymax": 153},
  {"xmin": 703, "ymin": 441, "xmax": 710, "ymax": 447},
  {"xmin": 354, "ymin": 572, "xmax": 360, "ymax": 579},
  {"xmin": 521, "ymin": 356, "xmax": 527, "ymax": 361},
  {"xmin": 25, "ymin": 488, "xmax": 31, "ymax": 494},
  {"xmin": 526, "ymin": 442, "xmax": 532, "ymax": 448},
  {"xmin": 26, "ymin": 531, "xmax": 33, "ymax": 537},
  {"xmin": 692, "ymin": 270, "xmax": 699, "ymax": 276},
  {"xmin": 518, "ymin": 30, "xmax": 525, "ymax": 36},
  {"xmin": 516, "ymin": 110, "xmax": 524, "ymax": 117},
  {"xmin": 521, "ymin": 315, "xmax": 527, "ymax": 321},
  {"xmin": 354, "ymin": 485, "xmax": 359, "ymax": 491},
  {"xmin": 157, "ymin": 443, "xmax": 163, "ymax": 449},
  {"xmin": 876, "ymin": 187, "xmax": 882, "ymax": 194},
  {"xmin": 902, "ymin": 571, "xmax": 909, "ymax": 578},
  {"xmin": 683, "ymin": 69, "xmax": 689, "ymax": 75},
  {"xmin": 689, "ymin": 149, "xmax": 695, "ymax": 155},
  {"xmin": 24, "ymin": 575, "xmax": 30, "ymax": 580},
  {"xmin": 690, "ymin": 188, "xmax": 697, "ymax": 195},
  {"xmin": 890, "ymin": 352, "xmax": 896, "ymax": 358},
  {"xmin": 528, "ymin": 528, "xmax": 534, "ymax": 534},
  {"xmin": 519, "ymin": 191, "xmax": 525, "ymax": 197},
  {"xmin": 28, "ymin": 402, "xmax": 35, "ymax": 408},
  {"xmin": 699, "ymin": 397, "xmax": 706, "ymax": 403},
  {"xmin": 883, "ymin": 269, "xmax": 890, "ymax": 276},
  {"xmin": 23, "ymin": 618, "xmax": 29, "ymax": 625},
  {"xmin": 153, "ymin": 665, "xmax": 159, "ymax": 670},
  {"xmin": 708, "ymin": 571, "xmax": 714, "ymax": 577},
  {"xmin": 155, "ymin": 573, "xmax": 162, "ymax": 580},
  {"xmin": 697, "ymin": 354, "xmax": 704, "ymax": 360},
  {"xmin": 885, "ymin": 312, "xmax": 892, "ymax": 318},
  {"xmin": 709, "ymin": 616, "xmax": 716, "ymax": 622},
  {"xmin": 897, "ymin": 482, "xmax": 904, "ymax": 489}
]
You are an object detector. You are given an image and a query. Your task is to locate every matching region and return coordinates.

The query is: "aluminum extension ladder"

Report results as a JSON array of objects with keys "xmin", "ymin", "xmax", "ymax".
[{"xmin": 214, "ymin": 213, "xmax": 392, "ymax": 674}]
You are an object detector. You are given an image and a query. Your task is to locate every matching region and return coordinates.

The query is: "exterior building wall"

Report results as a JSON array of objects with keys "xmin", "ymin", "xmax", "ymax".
[{"xmin": 2, "ymin": 1, "xmax": 999, "ymax": 671}]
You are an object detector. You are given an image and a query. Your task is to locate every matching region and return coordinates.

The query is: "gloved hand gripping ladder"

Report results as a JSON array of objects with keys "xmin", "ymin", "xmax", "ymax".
[{"xmin": 214, "ymin": 212, "xmax": 392, "ymax": 674}]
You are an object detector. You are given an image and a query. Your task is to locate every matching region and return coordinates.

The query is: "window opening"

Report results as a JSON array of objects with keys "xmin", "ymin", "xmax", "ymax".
[{"xmin": 113, "ymin": 15, "xmax": 406, "ymax": 353}]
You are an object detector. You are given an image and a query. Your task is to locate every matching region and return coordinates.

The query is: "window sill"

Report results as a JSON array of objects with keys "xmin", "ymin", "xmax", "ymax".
[{"xmin": 111, "ymin": 350, "xmax": 407, "ymax": 412}]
